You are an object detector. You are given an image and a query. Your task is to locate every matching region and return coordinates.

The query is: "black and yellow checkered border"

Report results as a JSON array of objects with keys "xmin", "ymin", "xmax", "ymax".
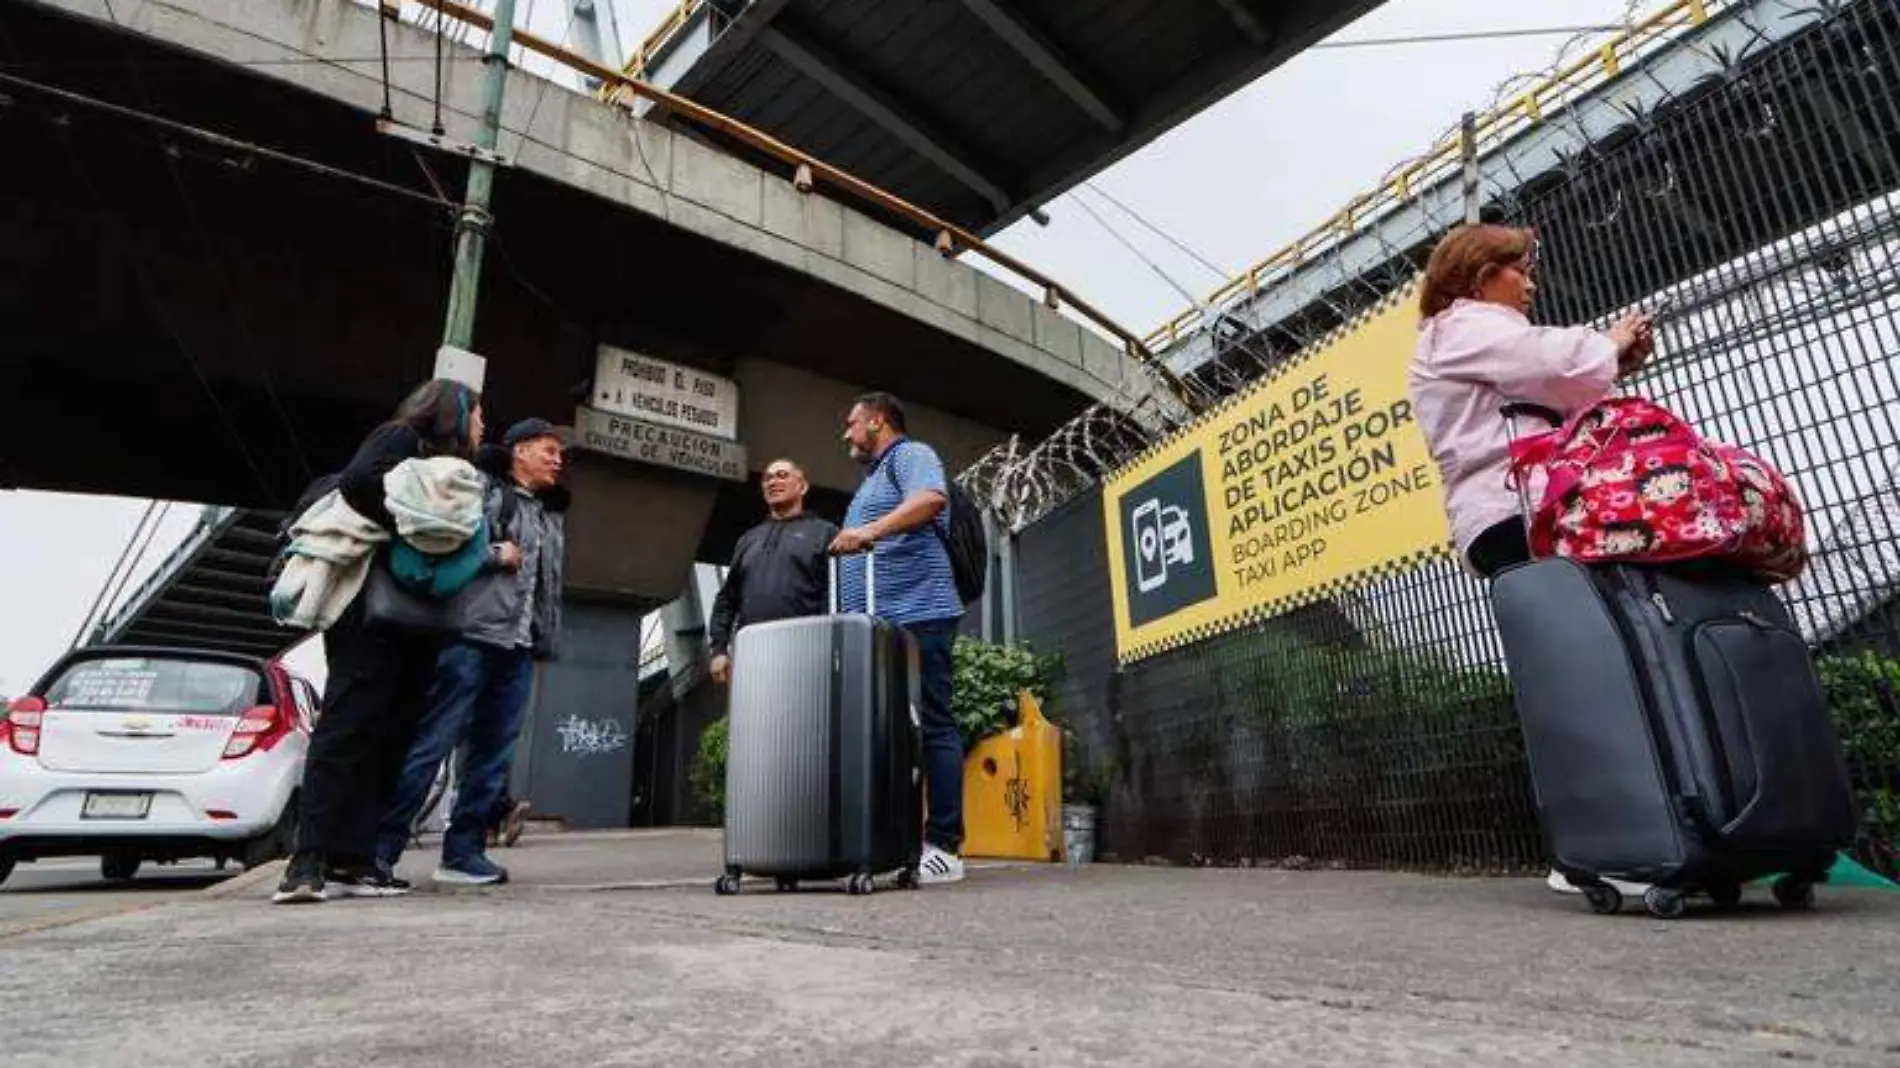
[
  {"xmin": 1116, "ymin": 543, "xmax": 1455, "ymax": 665},
  {"xmin": 1109, "ymin": 275, "xmax": 1425, "ymax": 484}
]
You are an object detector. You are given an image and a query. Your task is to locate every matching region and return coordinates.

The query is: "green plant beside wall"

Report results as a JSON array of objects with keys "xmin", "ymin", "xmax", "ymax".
[
  {"xmin": 1818, "ymin": 650, "xmax": 1900, "ymax": 871},
  {"xmin": 692, "ymin": 715, "xmax": 729, "ymax": 815},
  {"xmin": 951, "ymin": 638, "xmax": 1063, "ymax": 750}
]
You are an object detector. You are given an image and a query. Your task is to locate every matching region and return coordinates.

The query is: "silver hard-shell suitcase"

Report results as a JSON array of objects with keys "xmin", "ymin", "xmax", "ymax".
[{"xmin": 715, "ymin": 553, "xmax": 923, "ymax": 895}]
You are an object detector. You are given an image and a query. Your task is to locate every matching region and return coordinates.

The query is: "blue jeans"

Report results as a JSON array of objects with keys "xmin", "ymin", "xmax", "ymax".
[
  {"xmin": 376, "ymin": 641, "xmax": 534, "ymax": 870},
  {"xmin": 905, "ymin": 619, "xmax": 963, "ymax": 853}
]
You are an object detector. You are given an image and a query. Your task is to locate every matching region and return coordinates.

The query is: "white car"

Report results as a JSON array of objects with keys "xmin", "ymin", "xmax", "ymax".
[{"xmin": 0, "ymin": 646, "xmax": 315, "ymax": 886}]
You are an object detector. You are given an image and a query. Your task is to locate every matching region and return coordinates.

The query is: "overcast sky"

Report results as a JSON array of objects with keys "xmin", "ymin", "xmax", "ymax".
[{"xmin": 0, "ymin": 0, "xmax": 1642, "ymax": 694}]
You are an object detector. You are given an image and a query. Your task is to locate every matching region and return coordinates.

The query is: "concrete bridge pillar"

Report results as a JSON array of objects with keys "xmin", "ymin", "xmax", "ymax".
[{"xmin": 562, "ymin": 454, "xmax": 720, "ymax": 604}]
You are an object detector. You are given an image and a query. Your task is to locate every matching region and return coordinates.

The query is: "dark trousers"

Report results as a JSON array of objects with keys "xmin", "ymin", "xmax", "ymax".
[
  {"xmin": 904, "ymin": 618, "xmax": 963, "ymax": 853},
  {"xmin": 490, "ymin": 790, "xmax": 519, "ymax": 831},
  {"xmin": 1467, "ymin": 518, "xmax": 1533, "ymax": 579},
  {"xmin": 296, "ymin": 598, "xmax": 441, "ymax": 868},
  {"xmin": 376, "ymin": 641, "xmax": 535, "ymax": 870}
]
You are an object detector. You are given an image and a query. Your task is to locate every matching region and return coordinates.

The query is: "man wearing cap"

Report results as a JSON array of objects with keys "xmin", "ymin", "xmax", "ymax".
[{"xmin": 374, "ymin": 418, "xmax": 570, "ymax": 888}]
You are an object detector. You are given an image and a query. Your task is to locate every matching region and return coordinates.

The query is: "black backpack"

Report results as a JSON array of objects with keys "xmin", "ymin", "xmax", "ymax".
[
  {"xmin": 940, "ymin": 478, "xmax": 989, "ymax": 606},
  {"xmin": 882, "ymin": 443, "xmax": 989, "ymax": 606}
]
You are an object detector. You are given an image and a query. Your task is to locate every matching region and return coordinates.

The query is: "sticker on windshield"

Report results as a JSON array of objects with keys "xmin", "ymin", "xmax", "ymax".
[{"xmin": 60, "ymin": 667, "xmax": 160, "ymax": 707}]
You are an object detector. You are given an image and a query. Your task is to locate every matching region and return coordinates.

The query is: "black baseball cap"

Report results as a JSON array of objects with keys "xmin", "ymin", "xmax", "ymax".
[{"xmin": 503, "ymin": 418, "xmax": 571, "ymax": 448}]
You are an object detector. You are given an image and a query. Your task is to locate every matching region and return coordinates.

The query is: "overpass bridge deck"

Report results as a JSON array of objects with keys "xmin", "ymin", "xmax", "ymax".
[{"xmin": 629, "ymin": 0, "xmax": 1385, "ymax": 237}]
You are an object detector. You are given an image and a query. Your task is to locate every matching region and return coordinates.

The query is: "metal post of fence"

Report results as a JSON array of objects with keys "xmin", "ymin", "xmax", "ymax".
[
  {"xmin": 1461, "ymin": 111, "xmax": 1480, "ymax": 225},
  {"xmin": 980, "ymin": 511, "xmax": 997, "ymax": 644},
  {"xmin": 999, "ymin": 524, "xmax": 1019, "ymax": 646}
]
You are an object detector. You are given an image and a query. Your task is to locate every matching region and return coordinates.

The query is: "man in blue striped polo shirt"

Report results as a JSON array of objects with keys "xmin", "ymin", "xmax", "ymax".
[{"xmin": 829, "ymin": 392, "xmax": 966, "ymax": 885}]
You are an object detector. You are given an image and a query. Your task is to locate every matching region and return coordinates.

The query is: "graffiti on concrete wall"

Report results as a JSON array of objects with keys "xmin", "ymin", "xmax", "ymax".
[{"xmin": 556, "ymin": 714, "xmax": 629, "ymax": 757}]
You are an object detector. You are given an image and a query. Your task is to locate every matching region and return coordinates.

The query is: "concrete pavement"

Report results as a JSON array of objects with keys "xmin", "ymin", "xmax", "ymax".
[
  {"xmin": 0, "ymin": 857, "xmax": 237, "ymax": 931},
  {"xmin": 3, "ymin": 830, "xmax": 1899, "ymax": 1066}
]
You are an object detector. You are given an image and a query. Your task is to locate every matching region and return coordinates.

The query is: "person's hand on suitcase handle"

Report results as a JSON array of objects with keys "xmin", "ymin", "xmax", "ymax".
[
  {"xmin": 825, "ymin": 547, "xmax": 876, "ymax": 616},
  {"xmin": 829, "ymin": 525, "xmax": 877, "ymax": 555}
]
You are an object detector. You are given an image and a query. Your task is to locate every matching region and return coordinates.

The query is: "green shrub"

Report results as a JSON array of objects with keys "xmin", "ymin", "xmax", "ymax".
[
  {"xmin": 1235, "ymin": 627, "xmax": 1512, "ymax": 732},
  {"xmin": 1817, "ymin": 651, "xmax": 1900, "ymax": 856},
  {"xmin": 950, "ymin": 638, "xmax": 1063, "ymax": 750},
  {"xmin": 690, "ymin": 715, "xmax": 729, "ymax": 815}
]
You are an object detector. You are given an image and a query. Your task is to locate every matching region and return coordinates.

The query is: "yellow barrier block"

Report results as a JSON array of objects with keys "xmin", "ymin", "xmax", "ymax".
[{"xmin": 962, "ymin": 691, "xmax": 1064, "ymax": 862}]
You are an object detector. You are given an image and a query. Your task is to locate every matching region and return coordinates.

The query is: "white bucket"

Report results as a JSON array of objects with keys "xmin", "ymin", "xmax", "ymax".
[{"xmin": 1062, "ymin": 804, "xmax": 1097, "ymax": 866}]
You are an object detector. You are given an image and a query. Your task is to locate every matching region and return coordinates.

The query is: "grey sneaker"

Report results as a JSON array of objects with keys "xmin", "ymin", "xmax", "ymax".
[{"xmin": 434, "ymin": 854, "xmax": 509, "ymax": 887}]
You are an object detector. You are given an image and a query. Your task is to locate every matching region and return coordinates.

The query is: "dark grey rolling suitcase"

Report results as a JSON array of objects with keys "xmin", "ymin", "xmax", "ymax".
[
  {"xmin": 715, "ymin": 555, "xmax": 923, "ymax": 896},
  {"xmin": 1491, "ymin": 404, "xmax": 1859, "ymax": 919}
]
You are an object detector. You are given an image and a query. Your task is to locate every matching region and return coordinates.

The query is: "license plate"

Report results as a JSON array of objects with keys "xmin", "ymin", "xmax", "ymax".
[{"xmin": 82, "ymin": 792, "xmax": 153, "ymax": 820}]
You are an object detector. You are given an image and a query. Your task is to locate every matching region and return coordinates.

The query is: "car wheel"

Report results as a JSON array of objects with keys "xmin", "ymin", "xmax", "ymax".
[
  {"xmin": 101, "ymin": 856, "xmax": 141, "ymax": 882},
  {"xmin": 243, "ymin": 793, "xmax": 299, "ymax": 870}
]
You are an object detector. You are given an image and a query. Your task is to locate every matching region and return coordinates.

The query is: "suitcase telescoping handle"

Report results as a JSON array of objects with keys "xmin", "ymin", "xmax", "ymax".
[
  {"xmin": 827, "ymin": 549, "xmax": 875, "ymax": 616},
  {"xmin": 1500, "ymin": 402, "xmax": 1564, "ymax": 544}
]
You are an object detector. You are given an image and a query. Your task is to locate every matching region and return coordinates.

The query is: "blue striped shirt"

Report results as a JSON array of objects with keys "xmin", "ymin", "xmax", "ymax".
[{"xmin": 837, "ymin": 439, "xmax": 963, "ymax": 626}]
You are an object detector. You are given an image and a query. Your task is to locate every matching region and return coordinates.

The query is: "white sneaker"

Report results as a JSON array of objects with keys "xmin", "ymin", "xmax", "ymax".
[
  {"xmin": 918, "ymin": 845, "xmax": 965, "ymax": 886},
  {"xmin": 1546, "ymin": 869, "xmax": 1650, "ymax": 896}
]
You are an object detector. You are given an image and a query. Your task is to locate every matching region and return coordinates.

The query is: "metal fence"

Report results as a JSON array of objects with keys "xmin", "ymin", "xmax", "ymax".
[{"xmin": 993, "ymin": 0, "xmax": 1900, "ymax": 877}]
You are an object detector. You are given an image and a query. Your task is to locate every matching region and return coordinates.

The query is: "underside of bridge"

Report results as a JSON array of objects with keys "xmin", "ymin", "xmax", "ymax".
[
  {"xmin": 641, "ymin": 0, "xmax": 1386, "ymax": 235},
  {"xmin": 0, "ymin": 0, "xmax": 1095, "ymax": 539}
]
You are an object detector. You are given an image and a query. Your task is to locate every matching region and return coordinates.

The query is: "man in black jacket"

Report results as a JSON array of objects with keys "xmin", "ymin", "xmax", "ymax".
[{"xmin": 708, "ymin": 459, "xmax": 837, "ymax": 685}]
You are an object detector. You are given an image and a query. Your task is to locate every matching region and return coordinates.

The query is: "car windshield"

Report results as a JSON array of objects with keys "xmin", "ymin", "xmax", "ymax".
[{"xmin": 42, "ymin": 657, "xmax": 263, "ymax": 716}]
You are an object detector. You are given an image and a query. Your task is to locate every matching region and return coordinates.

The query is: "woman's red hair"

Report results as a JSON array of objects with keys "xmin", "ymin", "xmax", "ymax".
[{"xmin": 1419, "ymin": 225, "xmax": 1535, "ymax": 320}]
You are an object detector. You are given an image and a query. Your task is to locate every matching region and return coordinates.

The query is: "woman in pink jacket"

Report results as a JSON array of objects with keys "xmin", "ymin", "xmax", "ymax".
[
  {"xmin": 1408, "ymin": 225, "xmax": 1653, "ymax": 579},
  {"xmin": 1408, "ymin": 225, "xmax": 1653, "ymax": 897}
]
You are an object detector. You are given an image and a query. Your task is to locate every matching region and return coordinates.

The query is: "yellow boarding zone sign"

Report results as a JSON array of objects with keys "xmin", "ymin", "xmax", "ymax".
[{"xmin": 1103, "ymin": 285, "xmax": 1451, "ymax": 662}]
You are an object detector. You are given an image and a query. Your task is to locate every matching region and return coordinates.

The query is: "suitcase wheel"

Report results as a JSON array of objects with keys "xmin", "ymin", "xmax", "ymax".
[
  {"xmin": 713, "ymin": 873, "xmax": 743, "ymax": 896},
  {"xmin": 845, "ymin": 873, "xmax": 877, "ymax": 896},
  {"xmin": 1583, "ymin": 885, "xmax": 1623, "ymax": 916},
  {"xmin": 774, "ymin": 876, "xmax": 798, "ymax": 893},
  {"xmin": 895, "ymin": 867, "xmax": 920, "ymax": 891},
  {"xmin": 1771, "ymin": 877, "xmax": 1816, "ymax": 912},
  {"xmin": 1643, "ymin": 887, "xmax": 1688, "ymax": 921},
  {"xmin": 1708, "ymin": 882, "xmax": 1744, "ymax": 912}
]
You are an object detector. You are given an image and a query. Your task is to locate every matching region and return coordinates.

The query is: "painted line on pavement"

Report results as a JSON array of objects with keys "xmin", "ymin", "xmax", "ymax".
[{"xmin": 0, "ymin": 899, "xmax": 168, "ymax": 942}]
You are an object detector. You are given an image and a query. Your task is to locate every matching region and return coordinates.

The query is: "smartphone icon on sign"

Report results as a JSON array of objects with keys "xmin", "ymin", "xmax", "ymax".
[
  {"xmin": 1133, "ymin": 499, "xmax": 1195, "ymax": 594},
  {"xmin": 1132, "ymin": 500, "xmax": 1165, "ymax": 592}
]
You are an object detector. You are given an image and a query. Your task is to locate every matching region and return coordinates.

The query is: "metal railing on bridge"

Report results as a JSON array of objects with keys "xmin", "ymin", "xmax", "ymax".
[{"xmin": 1142, "ymin": 0, "xmax": 1740, "ymax": 353}]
